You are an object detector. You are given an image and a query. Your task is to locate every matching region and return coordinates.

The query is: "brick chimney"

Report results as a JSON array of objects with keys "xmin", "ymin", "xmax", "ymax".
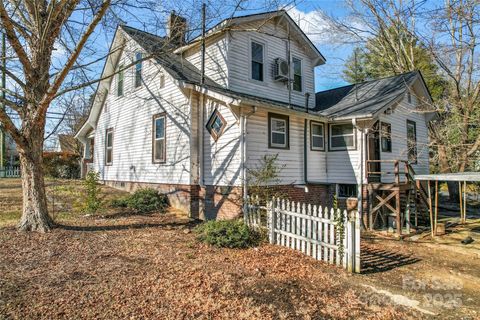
[{"xmin": 167, "ymin": 11, "xmax": 187, "ymax": 46}]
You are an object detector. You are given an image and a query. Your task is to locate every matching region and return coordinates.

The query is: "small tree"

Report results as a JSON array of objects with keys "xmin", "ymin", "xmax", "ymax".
[
  {"xmin": 247, "ymin": 154, "xmax": 286, "ymax": 204},
  {"xmin": 83, "ymin": 171, "xmax": 101, "ymax": 214}
]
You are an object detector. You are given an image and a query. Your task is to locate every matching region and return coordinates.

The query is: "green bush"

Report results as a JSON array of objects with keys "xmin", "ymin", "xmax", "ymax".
[
  {"xmin": 110, "ymin": 197, "xmax": 129, "ymax": 208},
  {"xmin": 194, "ymin": 220, "xmax": 261, "ymax": 248},
  {"xmin": 126, "ymin": 188, "xmax": 168, "ymax": 213}
]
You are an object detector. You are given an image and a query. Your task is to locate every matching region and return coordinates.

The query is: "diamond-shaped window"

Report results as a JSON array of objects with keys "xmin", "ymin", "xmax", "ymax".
[{"xmin": 206, "ymin": 109, "xmax": 226, "ymax": 141}]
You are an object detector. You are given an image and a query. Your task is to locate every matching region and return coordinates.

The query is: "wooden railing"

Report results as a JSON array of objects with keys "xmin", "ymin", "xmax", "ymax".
[{"xmin": 366, "ymin": 159, "xmax": 412, "ymax": 184}]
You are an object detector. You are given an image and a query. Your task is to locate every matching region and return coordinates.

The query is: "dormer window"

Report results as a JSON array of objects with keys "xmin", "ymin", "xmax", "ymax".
[
  {"xmin": 292, "ymin": 57, "xmax": 302, "ymax": 92},
  {"xmin": 251, "ymin": 41, "xmax": 264, "ymax": 81}
]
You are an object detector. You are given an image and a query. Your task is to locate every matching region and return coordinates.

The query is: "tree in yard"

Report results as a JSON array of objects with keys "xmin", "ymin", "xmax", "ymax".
[
  {"xmin": 323, "ymin": 0, "xmax": 480, "ymax": 200},
  {"xmin": 0, "ymin": 0, "xmax": 111, "ymax": 231}
]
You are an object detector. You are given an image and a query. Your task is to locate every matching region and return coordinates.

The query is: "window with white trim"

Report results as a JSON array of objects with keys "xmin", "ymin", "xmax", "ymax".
[
  {"xmin": 268, "ymin": 113, "xmax": 289, "ymax": 149},
  {"xmin": 134, "ymin": 52, "xmax": 142, "ymax": 88},
  {"xmin": 329, "ymin": 123, "xmax": 355, "ymax": 150},
  {"xmin": 310, "ymin": 121, "xmax": 324, "ymax": 151},
  {"xmin": 381, "ymin": 122, "xmax": 392, "ymax": 152},
  {"xmin": 117, "ymin": 65, "xmax": 124, "ymax": 97},
  {"xmin": 407, "ymin": 120, "xmax": 417, "ymax": 163},
  {"xmin": 105, "ymin": 128, "xmax": 113, "ymax": 165},
  {"xmin": 251, "ymin": 41, "xmax": 264, "ymax": 81},
  {"xmin": 292, "ymin": 57, "xmax": 302, "ymax": 92},
  {"xmin": 153, "ymin": 114, "xmax": 166, "ymax": 163}
]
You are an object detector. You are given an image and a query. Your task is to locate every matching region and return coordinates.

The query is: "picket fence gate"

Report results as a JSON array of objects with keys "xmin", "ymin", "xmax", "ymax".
[
  {"xmin": 0, "ymin": 166, "xmax": 20, "ymax": 178},
  {"xmin": 245, "ymin": 196, "xmax": 361, "ymax": 273}
]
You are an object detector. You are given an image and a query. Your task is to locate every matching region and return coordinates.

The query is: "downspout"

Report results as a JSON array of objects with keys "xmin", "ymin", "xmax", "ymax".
[
  {"xmin": 352, "ymin": 118, "xmax": 364, "ymax": 218},
  {"xmin": 303, "ymin": 93, "xmax": 310, "ymax": 187},
  {"xmin": 198, "ymin": 92, "xmax": 205, "ymax": 187},
  {"xmin": 241, "ymin": 106, "xmax": 256, "ymax": 213}
]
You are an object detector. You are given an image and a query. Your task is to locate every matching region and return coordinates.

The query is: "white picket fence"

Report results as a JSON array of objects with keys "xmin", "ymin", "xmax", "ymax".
[
  {"xmin": 245, "ymin": 196, "xmax": 361, "ymax": 273},
  {"xmin": 0, "ymin": 166, "xmax": 20, "ymax": 178}
]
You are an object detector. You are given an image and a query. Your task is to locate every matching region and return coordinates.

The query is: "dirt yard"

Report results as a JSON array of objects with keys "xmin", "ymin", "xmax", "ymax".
[{"xmin": 1, "ymin": 179, "xmax": 479, "ymax": 319}]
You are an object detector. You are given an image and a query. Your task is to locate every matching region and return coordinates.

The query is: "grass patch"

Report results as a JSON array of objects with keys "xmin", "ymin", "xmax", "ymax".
[{"xmin": 0, "ymin": 178, "xmax": 134, "ymax": 226}]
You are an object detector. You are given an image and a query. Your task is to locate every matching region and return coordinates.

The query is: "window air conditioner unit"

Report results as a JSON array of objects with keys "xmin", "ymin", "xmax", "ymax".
[{"xmin": 274, "ymin": 58, "xmax": 289, "ymax": 81}]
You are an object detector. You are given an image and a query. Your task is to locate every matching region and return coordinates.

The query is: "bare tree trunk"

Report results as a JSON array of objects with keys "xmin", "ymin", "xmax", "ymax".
[
  {"xmin": 17, "ymin": 138, "xmax": 53, "ymax": 232},
  {"xmin": 438, "ymin": 144, "xmax": 459, "ymax": 202}
]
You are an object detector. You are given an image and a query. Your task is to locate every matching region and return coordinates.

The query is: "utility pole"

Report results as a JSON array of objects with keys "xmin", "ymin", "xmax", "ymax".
[{"xmin": 0, "ymin": 32, "xmax": 6, "ymax": 175}]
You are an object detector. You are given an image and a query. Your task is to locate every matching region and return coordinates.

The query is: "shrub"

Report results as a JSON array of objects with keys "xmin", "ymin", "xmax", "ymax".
[
  {"xmin": 83, "ymin": 171, "xmax": 101, "ymax": 213},
  {"xmin": 126, "ymin": 188, "xmax": 168, "ymax": 213},
  {"xmin": 43, "ymin": 152, "xmax": 81, "ymax": 179},
  {"xmin": 110, "ymin": 197, "xmax": 129, "ymax": 208},
  {"xmin": 194, "ymin": 220, "xmax": 261, "ymax": 248}
]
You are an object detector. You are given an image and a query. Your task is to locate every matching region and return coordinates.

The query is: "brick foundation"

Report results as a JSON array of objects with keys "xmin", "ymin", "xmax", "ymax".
[{"xmin": 103, "ymin": 180, "xmax": 334, "ymax": 221}]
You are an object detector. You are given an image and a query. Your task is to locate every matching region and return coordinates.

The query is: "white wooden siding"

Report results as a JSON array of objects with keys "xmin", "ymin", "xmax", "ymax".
[
  {"xmin": 246, "ymin": 109, "xmax": 305, "ymax": 185},
  {"xmin": 183, "ymin": 34, "xmax": 229, "ymax": 87},
  {"xmin": 228, "ymin": 20, "xmax": 315, "ymax": 108},
  {"xmin": 202, "ymin": 98, "xmax": 242, "ymax": 185},
  {"xmin": 378, "ymin": 93, "xmax": 430, "ymax": 182},
  {"xmin": 325, "ymin": 124, "xmax": 364, "ymax": 185},
  {"xmin": 93, "ymin": 35, "xmax": 192, "ymax": 185}
]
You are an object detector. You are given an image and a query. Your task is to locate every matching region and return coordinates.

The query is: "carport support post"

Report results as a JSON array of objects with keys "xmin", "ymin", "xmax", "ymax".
[
  {"xmin": 435, "ymin": 180, "xmax": 438, "ymax": 236},
  {"xmin": 462, "ymin": 181, "xmax": 467, "ymax": 223},
  {"xmin": 459, "ymin": 182, "xmax": 463, "ymax": 223},
  {"xmin": 427, "ymin": 180, "xmax": 434, "ymax": 238}
]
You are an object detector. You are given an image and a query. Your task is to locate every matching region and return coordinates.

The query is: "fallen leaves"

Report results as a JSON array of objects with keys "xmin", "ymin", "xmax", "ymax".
[{"xmin": 0, "ymin": 212, "xmax": 414, "ymax": 320}]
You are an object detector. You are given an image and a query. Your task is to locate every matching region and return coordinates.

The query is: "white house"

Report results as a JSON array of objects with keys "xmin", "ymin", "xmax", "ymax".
[{"xmin": 76, "ymin": 10, "xmax": 435, "ymax": 220}]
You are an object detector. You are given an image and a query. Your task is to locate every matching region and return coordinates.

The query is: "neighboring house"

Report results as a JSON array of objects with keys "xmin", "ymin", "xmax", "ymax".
[
  {"xmin": 55, "ymin": 134, "xmax": 81, "ymax": 155},
  {"xmin": 76, "ymin": 10, "xmax": 435, "ymax": 220},
  {"xmin": 0, "ymin": 130, "xmax": 18, "ymax": 168}
]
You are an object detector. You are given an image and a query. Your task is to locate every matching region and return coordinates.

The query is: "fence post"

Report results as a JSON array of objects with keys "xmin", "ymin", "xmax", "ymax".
[
  {"xmin": 268, "ymin": 198, "xmax": 276, "ymax": 244},
  {"xmin": 354, "ymin": 210, "xmax": 361, "ymax": 273},
  {"xmin": 346, "ymin": 211, "xmax": 353, "ymax": 272},
  {"xmin": 244, "ymin": 195, "xmax": 249, "ymax": 224}
]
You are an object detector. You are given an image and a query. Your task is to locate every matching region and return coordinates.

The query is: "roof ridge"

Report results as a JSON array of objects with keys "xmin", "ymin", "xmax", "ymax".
[
  {"xmin": 316, "ymin": 70, "xmax": 418, "ymax": 95},
  {"xmin": 120, "ymin": 25, "xmax": 166, "ymax": 40}
]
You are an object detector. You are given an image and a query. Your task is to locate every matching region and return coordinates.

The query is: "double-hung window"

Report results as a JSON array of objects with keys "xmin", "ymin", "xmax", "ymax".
[
  {"xmin": 153, "ymin": 114, "xmax": 166, "ymax": 163},
  {"xmin": 251, "ymin": 41, "xmax": 264, "ymax": 81},
  {"xmin": 381, "ymin": 122, "xmax": 392, "ymax": 152},
  {"xmin": 329, "ymin": 123, "xmax": 355, "ymax": 150},
  {"xmin": 292, "ymin": 57, "xmax": 302, "ymax": 92},
  {"xmin": 134, "ymin": 52, "xmax": 143, "ymax": 88},
  {"xmin": 117, "ymin": 65, "xmax": 124, "ymax": 97},
  {"xmin": 268, "ymin": 113, "xmax": 289, "ymax": 149},
  {"xmin": 310, "ymin": 121, "xmax": 324, "ymax": 151},
  {"xmin": 105, "ymin": 128, "xmax": 113, "ymax": 165},
  {"xmin": 406, "ymin": 120, "xmax": 417, "ymax": 163}
]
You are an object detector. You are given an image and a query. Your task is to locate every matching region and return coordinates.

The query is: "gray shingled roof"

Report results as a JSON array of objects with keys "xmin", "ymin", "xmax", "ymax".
[
  {"xmin": 314, "ymin": 71, "xmax": 420, "ymax": 119},
  {"xmin": 122, "ymin": 26, "xmax": 426, "ymax": 120},
  {"xmin": 121, "ymin": 25, "xmax": 307, "ymax": 111}
]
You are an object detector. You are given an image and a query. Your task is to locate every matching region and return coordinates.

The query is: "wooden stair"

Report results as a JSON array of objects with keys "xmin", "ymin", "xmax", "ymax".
[{"xmin": 366, "ymin": 160, "xmax": 430, "ymax": 235}]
